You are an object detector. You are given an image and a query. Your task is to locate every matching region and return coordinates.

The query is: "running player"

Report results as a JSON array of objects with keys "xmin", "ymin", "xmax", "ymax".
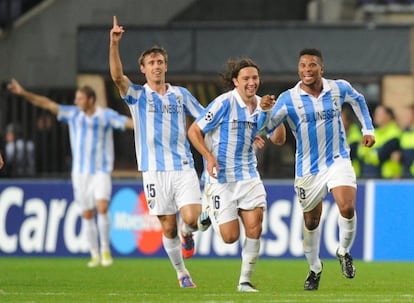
[
  {"xmin": 258, "ymin": 48, "xmax": 375, "ymax": 290},
  {"xmin": 188, "ymin": 57, "xmax": 286, "ymax": 292},
  {"xmin": 109, "ymin": 16, "xmax": 209, "ymax": 288}
]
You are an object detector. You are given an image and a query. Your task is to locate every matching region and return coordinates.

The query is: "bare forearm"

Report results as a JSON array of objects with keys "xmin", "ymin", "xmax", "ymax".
[{"xmin": 20, "ymin": 90, "xmax": 58, "ymax": 114}]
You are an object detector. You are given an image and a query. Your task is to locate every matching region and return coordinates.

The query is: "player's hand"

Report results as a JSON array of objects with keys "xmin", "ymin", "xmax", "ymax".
[
  {"xmin": 260, "ymin": 94, "xmax": 275, "ymax": 111},
  {"xmin": 7, "ymin": 78, "xmax": 24, "ymax": 96},
  {"xmin": 110, "ymin": 15, "xmax": 124, "ymax": 42},
  {"xmin": 362, "ymin": 135, "xmax": 375, "ymax": 148},
  {"xmin": 206, "ymin": 155, "xmax": 219, "ymax": 179},
  {"xmin": 253, "ymin": 136, "xmax": 265, "ymax": 150}
]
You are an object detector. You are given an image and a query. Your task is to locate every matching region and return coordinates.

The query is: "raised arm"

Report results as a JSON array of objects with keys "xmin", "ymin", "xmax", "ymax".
[
  {"xmin": 7, "ymin": 78, "xmax": 59, "ymax": 115},
  {"xmin": 109, "ymin": 15, "xmax": 131, "ymax": 96}
]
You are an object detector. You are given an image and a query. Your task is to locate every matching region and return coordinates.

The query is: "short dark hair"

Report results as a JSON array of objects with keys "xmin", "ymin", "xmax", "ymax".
[
  {"xmin": 221, "ymin": 57, "xmax": 260, "ymax": 90},
  {"xmin": 138, "ymin": 45, "xmax": 168, "ymax": 66},
  {"xmin": 78, "ymin": 85, "xmax": 96, "ymax": 102},
  {"xmin": 299, "ymin": 48, "xmax": 323, "ymax": 63}
]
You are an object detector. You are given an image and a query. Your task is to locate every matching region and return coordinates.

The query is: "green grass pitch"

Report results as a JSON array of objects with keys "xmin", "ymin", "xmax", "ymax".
[{"xmin": 0, "ymin": 257, "xmax": 413, "ymax": 303}]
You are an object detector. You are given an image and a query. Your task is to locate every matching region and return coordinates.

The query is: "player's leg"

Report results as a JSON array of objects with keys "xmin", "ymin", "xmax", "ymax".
[
  {"xmin": 235, "ymin": 179, "xmax": 266, "ymax": 292},
  {"xmin": 176, "ymin": 169, "xmax": 203, "ymax": 259},
  {"xmin": 295, "ymin": 174, "xmax": 325, "ymax": 290},
  {"xmin": 73, "ymin": 174, "xmax": 100, "ymax": 267},
  {"xmin": 237, "ymin": 207, "xmax": 263, "ymax": 292},
  {"xmin": 96, "ymin": 198, "xmax": 112, "ymax": 266},
  {"xmin": 329, "ymin": 159, "xmax": 357, "ymax": 279},
  {"xmin": 144, "ymin": 171, "xmax": 196, "ymax": 288},
  {"xmin": 179, "ymin": 204, "xmax": 201, "ymax": 259},
  {"xmin": 331, "ymin": 185, "xmax": 357, "ymax": 278},
  {"xmin": 303, "ymin": 202, "xmax": 323, "ymax": 290},
  {"xmin": 94, "ymin": 174, "xmax": 113, "ymax": 266},
  {"xmin": 159, "ymin": 214, "xmax": 196, "ymax": 288},
  {"xmin": 82, "ymin": 208, "xmax": 100, "ymax": 267}
]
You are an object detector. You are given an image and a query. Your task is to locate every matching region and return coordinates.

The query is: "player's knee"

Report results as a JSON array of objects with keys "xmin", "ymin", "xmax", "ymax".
[
  {"xmin": 304, "ymin": 218, "xmax": 320, "ymax": 230},
  {"xmin": 221, "ymin": 229, "xmax": 240, "ymax": 243},
  {"xmin": 221, "ymin": 234, "xmax": 239, "ymax": 244},
  {"xmin": 340, "ymin": 206, "xmax": 355, "ymax": 219}
]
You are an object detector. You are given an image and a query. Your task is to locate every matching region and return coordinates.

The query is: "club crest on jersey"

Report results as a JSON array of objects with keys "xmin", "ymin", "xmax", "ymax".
[
  {"xmin": 147, "ymin": 198, "xmax": 155, "ymax": 209},
  {"xmin": 205, "ymin": 111, "xmax": 214, "ymax": 121}
]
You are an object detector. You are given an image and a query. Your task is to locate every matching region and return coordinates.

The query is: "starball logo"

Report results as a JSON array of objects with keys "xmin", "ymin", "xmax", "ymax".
[{"xmin": 109, "ymin": 188, "xmax": 163, "ymax": 255}]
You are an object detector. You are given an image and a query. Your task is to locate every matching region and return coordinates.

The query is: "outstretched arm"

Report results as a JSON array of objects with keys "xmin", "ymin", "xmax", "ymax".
[
  {"xmin": 7, "ymin": 79, "xmax": 59, "ymax": 115},
  {"xmin": 109, "ymin": 15, "xmax": 130, "ymax": 96}
]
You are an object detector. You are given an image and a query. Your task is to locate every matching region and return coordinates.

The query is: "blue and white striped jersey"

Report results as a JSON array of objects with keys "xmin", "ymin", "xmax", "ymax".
[
  {"xmin": 124, "ymin": 83, "xmax": 204, "ymax": 171},
  {"xmin": 196, "ymin": 89, "xmax": 261, "ymax": 183},
  {"xmin": 58, "ymin": 105, "xmax": 128, "ymax": 174},
  {"xmin": 259, "ymin": 78, "xmax": 375, "ymax": 177}
]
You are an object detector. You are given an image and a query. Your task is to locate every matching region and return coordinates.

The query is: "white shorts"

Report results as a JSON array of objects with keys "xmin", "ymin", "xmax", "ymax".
[
  {"xmin": 204, "ymin": 177, "xmax": 266, "ymax": 225},
  {"xmin": 72, "ymin": 172, "xmax": 112, "ymax": 211},
  {"xmin": 294, "ymin": 158, "xmax": 356, "ymax": 212},
  {"xmin": 142, "ymin": 169, "xmax": 202, "ymax": 216}
]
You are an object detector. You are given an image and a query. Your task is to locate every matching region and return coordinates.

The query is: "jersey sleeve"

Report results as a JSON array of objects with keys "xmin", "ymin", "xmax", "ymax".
[
  {"xmin": 105, "ymin": 108, "xmax": 129, "ymax": 130},
  {"xmin": 196, "ymin": 96, "xmax": 228, "ymax": 134},
  {"xmin": 179, "ymin": 87, "xmax": 204, "ymax": 119},
  {"xmin": 57, "ymin": 105, "xmax": 78, "ymax": 122},
  {"xmin": 337, "ymin": 79, "xmax": 375, "ymax": 136}
]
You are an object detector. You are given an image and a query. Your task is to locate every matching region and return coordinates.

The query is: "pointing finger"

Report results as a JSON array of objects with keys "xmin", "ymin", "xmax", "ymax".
[{"xmin": 113, "ymin": 15, "xmax": 118, "ymax": 27}]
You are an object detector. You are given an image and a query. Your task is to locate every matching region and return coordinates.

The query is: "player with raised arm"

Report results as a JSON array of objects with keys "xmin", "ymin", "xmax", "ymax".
[
  {"xmin": 7, "ymin": 79, "xmax": 134, "ymax": 267},
  {"xmin": 109, "ymin": 16, "xmax": 210, "ymax": 288}
]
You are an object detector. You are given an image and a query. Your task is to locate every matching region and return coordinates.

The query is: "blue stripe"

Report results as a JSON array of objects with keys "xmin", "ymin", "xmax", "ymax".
[
  {"xmin": 139, "ymin": 92, "xmax": 149, "ymax": 170},
  {"xmin": 152, "ymin": 93, "xmax": 165, "ymax": 171},
  {"xmin": 168, "ymin": 93, "xmax": 182, "ymax": 170},
  {"xmin": 216, "ymin": 101, "xmax": 231, "ymax": 183},
  {"xmin": 248, "ymin": 118, "xmax": 258, "ymax": 178},
  {"xmin": 69, "ymin": 111, "xmax": 78, "ymax": 172},
  {"xmin": 89, "ymin": 116, "xmax": 99, "ymax": 174},
  {"xmin": 323, "ymin": 92, "xmax": 334, "ymax": 167},
  {"xmin": 218, "ymin": 121, "xmax": 228, "ymax": 183},
  {"xmin": 79, "ymin": 116, "xmax": 87, "ymax": 173},
  {"xmin": 234, "ymin": 104, "xmax": 245, "ymax": 180},
  {"xmin": 301, "ymin": 95, "xmax": 319, "ymax": 175},
  {"xmin": 284, "ymin": 94, "xmax": 303, "ymax": 177}
]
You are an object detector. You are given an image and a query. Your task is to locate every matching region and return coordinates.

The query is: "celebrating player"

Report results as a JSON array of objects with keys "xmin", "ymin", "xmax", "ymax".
[
  {"xmin": 7, "ymin": 78, "xmax": 134, "ymax": 267},
  {"xmin": 109, "ymin": 16, "xmax": 210, "ymax": 288},
  {"xmin": 258, "ymin": 48, "xmax": 375, "ymax": 290},
  {"xmin": 188, "ymin": 57, "xmax": 286, "ymax": 292}
]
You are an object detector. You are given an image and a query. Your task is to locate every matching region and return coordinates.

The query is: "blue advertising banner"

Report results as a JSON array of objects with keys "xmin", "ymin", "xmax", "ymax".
[
  {"xmin": 0, "ymin": 180, "xmax": 374, "ymax": 260},
  {"xmin": 372, "ymin": 180, "xmax": 414, "ymax": 261}
]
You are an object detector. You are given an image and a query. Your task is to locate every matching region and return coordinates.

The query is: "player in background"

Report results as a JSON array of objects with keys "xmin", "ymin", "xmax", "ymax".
[
  {"xmin": 258, "ymin": 48, "xmax": 375, "ymax": 291},
  {"xmin": 7, "ymin": 79, "xmax": 134, "ymax": 267},
  {"xmin": 0, "ymin": 152, "xmax": 4, "ymax": 169},
  {"xmin": 109, "ymin": 16, "xmax": 210, "ymax": 289},
  {"xmin": 188, "ymin": 58, "xmax": 286, "ymax": 292}
]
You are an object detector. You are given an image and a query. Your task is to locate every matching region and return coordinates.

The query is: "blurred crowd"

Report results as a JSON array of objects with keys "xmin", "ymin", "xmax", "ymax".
[{"xmin": 343, "ymin": 103, "xmax": 414, "ymax": 179}]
